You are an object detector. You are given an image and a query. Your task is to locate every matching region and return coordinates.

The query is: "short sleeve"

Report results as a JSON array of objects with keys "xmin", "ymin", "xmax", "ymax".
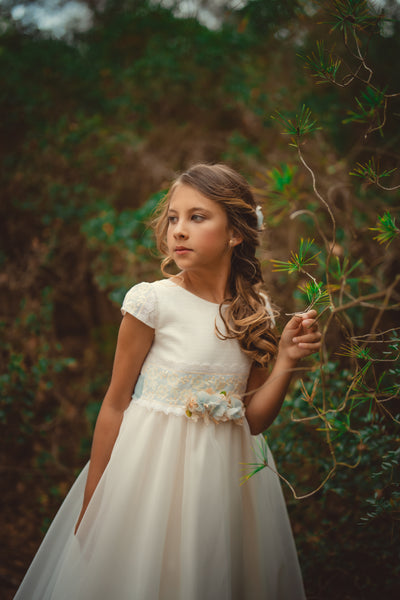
[{"xmin": 121, "ymin": 282, "xmax": 157, "ymax": 329}]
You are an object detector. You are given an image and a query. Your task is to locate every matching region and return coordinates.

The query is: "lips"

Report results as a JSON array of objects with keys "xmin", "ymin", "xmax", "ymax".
[{"xmin": 175, "ymin": 246, "xmax": 192, "ymax": 254}]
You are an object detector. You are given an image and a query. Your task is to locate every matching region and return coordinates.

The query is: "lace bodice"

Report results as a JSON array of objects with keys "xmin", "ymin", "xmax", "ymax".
[{"xmin": 121, "ymin": 279, "xmax": 262, "ymax": 418}]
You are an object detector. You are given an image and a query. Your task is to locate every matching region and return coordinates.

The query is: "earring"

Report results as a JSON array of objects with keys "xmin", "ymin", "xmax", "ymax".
[{"xmin": 229, "ymin": 239, "xmax": 235, "ymax": 247}]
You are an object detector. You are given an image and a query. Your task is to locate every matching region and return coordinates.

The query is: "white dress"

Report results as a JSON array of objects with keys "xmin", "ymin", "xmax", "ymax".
[{"xmin": 15, "ymin": 279, "xmax": 306, "ymax": 600}]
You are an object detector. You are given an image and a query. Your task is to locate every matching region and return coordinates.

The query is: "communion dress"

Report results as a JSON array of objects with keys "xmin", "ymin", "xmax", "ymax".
[{"xmin": 15, "ymin": 279, "xmax": 306, "ymax": 600}]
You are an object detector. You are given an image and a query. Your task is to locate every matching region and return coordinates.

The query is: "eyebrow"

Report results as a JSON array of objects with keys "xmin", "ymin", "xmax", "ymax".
[{"xmin": 167, "ymin": 207, "xmax": 212, "ymax": 214}]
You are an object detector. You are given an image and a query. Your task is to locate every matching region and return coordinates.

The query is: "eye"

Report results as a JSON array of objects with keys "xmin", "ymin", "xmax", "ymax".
[
  {"xmin": 191, "ymin": 214, "xmax": 205, "ymax": 222},
  {"xmin": 167, "ymin": 215, "xmax": 178, "ymax": 224}
]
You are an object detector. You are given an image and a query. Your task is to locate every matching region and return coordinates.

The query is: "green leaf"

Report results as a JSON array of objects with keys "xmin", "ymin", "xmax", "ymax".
[
  {"xmin": 271, "ymin": 105, "xmax": 320, "ymax": 147},
  {"xmin": 325, "ymin": 0, "xmax": 382, "ymax": 34},
  {"xmin": 298, "ymin": 281, "xmax": 331, "ymax": 309},
  {"xmin": 370, "ymin": 212, "xmax": 399, "ymax": 246},
  {"xmin": 350, "ymin": 158, "xmax": 397, "ymax": 184},
  {"xmin": 240, "ymin": 435, "xmax": 269, "ymax": 484},
  {"xmin": 343, "ymin": 87, "xmax": 386, "ymax": 126},
  {"xmin": 271, "ymin": 239, "xmax": 320, "ymax": 273},
  {"xmin": 303, "ymin": 41, "xmax": 342, "ymax": 84}
]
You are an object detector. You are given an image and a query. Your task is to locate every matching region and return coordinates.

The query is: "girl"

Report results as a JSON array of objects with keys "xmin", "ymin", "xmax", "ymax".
[{"xmin": 15, "ymin": 163, "xmax": 321, "ymax": 600}]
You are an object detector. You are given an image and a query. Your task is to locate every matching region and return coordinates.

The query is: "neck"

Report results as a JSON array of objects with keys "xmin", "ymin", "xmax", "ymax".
[{"xmin": 174, "ymin": 269, "xmax": 231, "ymax": 304}]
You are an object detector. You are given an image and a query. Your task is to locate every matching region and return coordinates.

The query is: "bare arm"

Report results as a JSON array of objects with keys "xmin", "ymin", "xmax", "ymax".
[
  {"xmin": 245, "ymin": 310, "xmax": 321, "ymax": 435},
  {"xmin": 75, "ymin": 314, "xmax": 154, "ymax": 533}
]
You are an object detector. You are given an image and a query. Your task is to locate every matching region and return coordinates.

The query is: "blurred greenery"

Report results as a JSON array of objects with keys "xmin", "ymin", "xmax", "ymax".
[{"xmin": 1, "ymin": 1, "xmax": 399, "ymax": 598}]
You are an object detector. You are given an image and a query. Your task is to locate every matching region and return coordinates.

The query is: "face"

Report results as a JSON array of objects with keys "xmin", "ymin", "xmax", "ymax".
[{"xmin": 166, "ymin": 184, "xmax": 240, "ymax": 274}]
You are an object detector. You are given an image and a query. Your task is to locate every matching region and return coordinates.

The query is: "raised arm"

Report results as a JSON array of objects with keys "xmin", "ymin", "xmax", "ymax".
[
  {"xmin": 245, "ymin": 310, "xmax": 321, "ymax": 435},
  {"xmin": 75, "ymin": 313, "xmax": 154, "ymax": 533}
]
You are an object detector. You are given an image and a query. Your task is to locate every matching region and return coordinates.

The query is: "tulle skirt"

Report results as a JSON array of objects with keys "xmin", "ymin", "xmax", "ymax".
[{"xmin": 15, "ymin": 400, "xmax": 305, "ymax": 600}]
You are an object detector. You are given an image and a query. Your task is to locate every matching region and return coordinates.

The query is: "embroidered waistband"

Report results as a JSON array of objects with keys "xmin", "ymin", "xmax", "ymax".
[{"xmin": 131, "ymin": 364, "xmax": 247, "ymax": 424}]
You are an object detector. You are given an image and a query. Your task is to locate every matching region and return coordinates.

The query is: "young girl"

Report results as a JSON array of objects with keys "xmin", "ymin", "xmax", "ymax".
[{"xmin": 15, "ymin": 163, "xmax": 321, "ymax": 600}]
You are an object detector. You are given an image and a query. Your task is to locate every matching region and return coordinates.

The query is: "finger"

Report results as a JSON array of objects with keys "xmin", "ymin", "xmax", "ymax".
[
  {"xmin": 296, "ymin": 342, "xmax": 321, "ymax": 356},
  {"xmin": 301, "ymin": 318, "xmax": 318, "ymax": 330},
  {"xmin": 294, "ymin": 309, "xmax": 317, "ymax": 319},
  {"xmin": 293, "ymin": 332, "xmax": 322, "ymax": 344},
  {"xmin": 297, "ymin": 343, "xmax": 321, "ymax": 351},
  {"xmin": 285, "ymin": 314, "xmax": 305, "ymax": 331}
]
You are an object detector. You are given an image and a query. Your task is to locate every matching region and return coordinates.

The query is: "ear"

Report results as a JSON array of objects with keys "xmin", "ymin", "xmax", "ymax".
[{"xmin": 229, "ymin": 230, "xmax": 243, "ymax": 248}]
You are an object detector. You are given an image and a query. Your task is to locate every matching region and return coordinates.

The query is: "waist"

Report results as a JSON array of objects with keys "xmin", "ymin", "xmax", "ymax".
[{"xmin": 131, "ymin": 364, "xmax": 248, "ymax": 423}]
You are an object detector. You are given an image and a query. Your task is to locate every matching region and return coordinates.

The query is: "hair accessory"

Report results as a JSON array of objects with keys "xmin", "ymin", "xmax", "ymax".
[{"xmin": 255, "ymin": 205, "xmax": 264, "ymax": 231}]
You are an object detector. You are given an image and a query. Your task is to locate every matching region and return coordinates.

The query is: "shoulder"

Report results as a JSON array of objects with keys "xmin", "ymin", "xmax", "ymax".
[
  {"xmin": 120, "ymin": 280, "xmax": 177, "ymax": 329},
  {"xmin": 121, "ymin": 281, "xmax": 161, "ymax": 329},
  {"xmin": 121, "ymin": 281, "xmax": 156, "ymax": 307}
]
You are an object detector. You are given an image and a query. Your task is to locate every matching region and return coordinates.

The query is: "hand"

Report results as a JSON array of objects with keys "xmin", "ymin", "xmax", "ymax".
[{"xmin": 278, "ymin": 310, "xmax": 322, "ymax": 363}]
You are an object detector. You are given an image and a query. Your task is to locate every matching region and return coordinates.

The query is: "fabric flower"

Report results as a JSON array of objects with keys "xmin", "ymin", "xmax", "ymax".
[
  {"xmin": 226, "ymin": 395, "xmax": 245, "ymax": 421},
  {"xmin": 185, "ymin": 389, "xmax": 244, "ymax": 425}
]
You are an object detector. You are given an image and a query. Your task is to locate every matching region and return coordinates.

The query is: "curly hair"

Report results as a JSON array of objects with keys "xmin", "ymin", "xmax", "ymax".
[{"xmin": 153, "ymin": 163, "xmax": 278, "ymax": 367}]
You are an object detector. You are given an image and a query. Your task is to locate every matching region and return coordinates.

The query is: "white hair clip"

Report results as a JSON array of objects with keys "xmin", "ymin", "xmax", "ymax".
[{"xmin": 255, "ymin": 205, "xmax": 264, "ymax": 231}]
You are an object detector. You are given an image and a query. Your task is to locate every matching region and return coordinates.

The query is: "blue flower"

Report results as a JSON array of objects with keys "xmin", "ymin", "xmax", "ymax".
[
  {"xmin": 226, "ymin": 395, "xmax": 244, "ymax": 421},
  {"xmin": 208, "ymin": 397, "xmax": 227, "ymax": 420},
  {"xmin": 185, "ymin": 389, "xmax": 244, "ymax": 425}
]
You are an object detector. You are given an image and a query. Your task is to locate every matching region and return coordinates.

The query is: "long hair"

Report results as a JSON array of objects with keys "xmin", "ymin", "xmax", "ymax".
[{"xmin": 153, "ymin": 163, "xmax": 278, "ymax": 367}]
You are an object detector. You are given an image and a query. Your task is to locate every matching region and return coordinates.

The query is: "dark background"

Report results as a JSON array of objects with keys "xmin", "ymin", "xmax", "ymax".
[{"xmin": 1, "ymin": 1, "xmax": 399, "ymax": 598}]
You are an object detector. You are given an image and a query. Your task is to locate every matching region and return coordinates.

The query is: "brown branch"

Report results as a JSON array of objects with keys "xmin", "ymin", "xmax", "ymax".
[
  {"xmin": 377, "ymin": 182, "xmax": 400, "ymax": 191},
  {"xmin": 329, "ymin": 278, "xmax": 400, "ymax": 314},
  {"xmin": 364, "ymin": 277, "xmax": 400, "ymax": 345}
]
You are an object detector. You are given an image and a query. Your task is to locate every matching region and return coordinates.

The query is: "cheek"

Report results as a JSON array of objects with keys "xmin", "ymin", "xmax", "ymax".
[
  {"xmin": 199, "ymin": 224, "xmax": 228, "ymax": 246},
  {"xmin": 166, "ymin": 229, "xmax": 174, "ymax": 252}
]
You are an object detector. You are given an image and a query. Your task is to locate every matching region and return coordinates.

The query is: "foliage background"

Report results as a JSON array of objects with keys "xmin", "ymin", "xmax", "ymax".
[{"xmin": 1, "ymin": 1, "xmax": 399, "ymax": 598}]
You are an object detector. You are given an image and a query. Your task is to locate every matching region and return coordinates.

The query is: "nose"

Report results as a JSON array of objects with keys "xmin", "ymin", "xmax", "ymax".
[{"xmin": 173, "ymin": 219, "xmax": 188, "ymax": 240}]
